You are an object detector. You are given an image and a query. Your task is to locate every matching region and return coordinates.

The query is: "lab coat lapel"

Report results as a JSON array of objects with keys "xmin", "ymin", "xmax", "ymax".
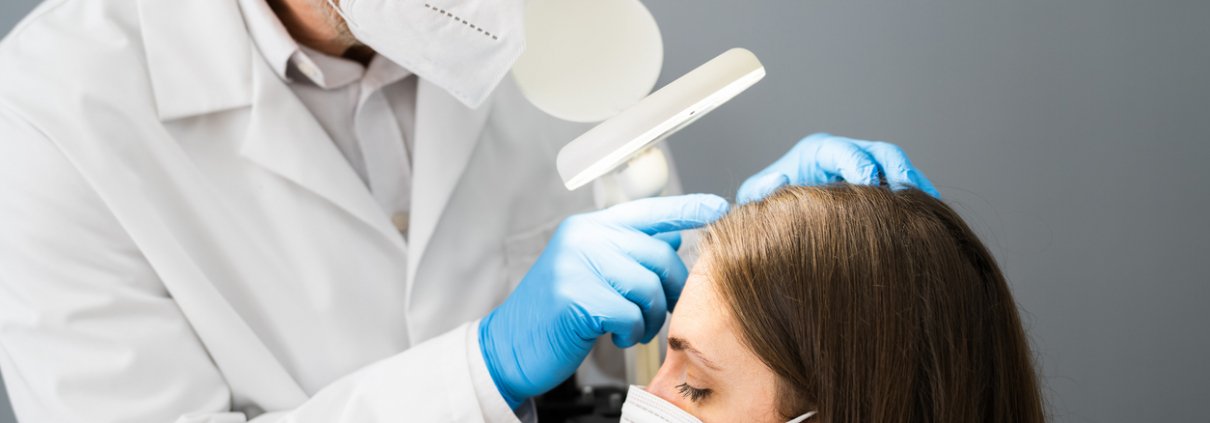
[
  {"xmin": 140, "ymin": 0, "xmax": 251, "ymax": 121},
  {"xmin": 407, "ymin": 80, "xmax": 493, "ymax": 286},
  {"xmin": 239, "ymin": 55, "xmax": 407, "ymax": 255},
  {"xmin": 138, "ymin": 0, "xmax": 314, "ymax": 408}
]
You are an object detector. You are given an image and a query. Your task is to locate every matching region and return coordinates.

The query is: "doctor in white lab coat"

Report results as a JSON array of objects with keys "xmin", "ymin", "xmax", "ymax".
[{"xmin": 0, "ymin": 0, "xmax": 938, "ymax": 421}]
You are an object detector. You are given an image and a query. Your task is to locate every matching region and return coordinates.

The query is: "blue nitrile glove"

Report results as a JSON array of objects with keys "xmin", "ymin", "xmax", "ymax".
[
  {"xmin": 737, "ymin": 133, "xmax": 940, "ymax": 203},
  {"xmin": 479, "ymin": 194, "xmax": 729, "ymax": 409}
]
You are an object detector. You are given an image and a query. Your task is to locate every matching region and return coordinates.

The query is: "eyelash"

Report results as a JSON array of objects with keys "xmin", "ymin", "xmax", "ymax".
[{"xmin": 676, "ymin": 382, "xmax": 713, "ymax": 402}]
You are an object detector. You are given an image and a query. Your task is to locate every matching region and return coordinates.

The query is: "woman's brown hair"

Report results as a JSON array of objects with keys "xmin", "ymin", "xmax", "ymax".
[{"xmin": 702, "ymin": 184, "xmax": 1044, "ymax": 423}]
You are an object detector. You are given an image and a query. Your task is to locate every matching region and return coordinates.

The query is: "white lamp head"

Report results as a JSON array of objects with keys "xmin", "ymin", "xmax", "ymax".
[{"xmin": 557, "ymin": 48, "xmax": 766, "ymax": 191}]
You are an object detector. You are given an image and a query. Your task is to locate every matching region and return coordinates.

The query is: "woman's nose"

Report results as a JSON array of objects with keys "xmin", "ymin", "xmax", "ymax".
[{"xmin": 644, "ymin": 352, "xmax": 684, "ymax": 405}]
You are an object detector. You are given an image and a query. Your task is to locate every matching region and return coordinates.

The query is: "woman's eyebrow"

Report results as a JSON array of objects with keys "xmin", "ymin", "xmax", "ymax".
[{"xmin": 668, "ymin": 336, "xmax": 723, "ymax": 371}]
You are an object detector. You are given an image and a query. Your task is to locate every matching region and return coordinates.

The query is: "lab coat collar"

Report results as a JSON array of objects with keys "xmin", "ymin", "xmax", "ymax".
[
  {"xmin": 240, "ymin": 47, "xmax": 408, "ymax": 257},
  {"xmin": 141, "ymin": 0, "xmax": 407, "ymax": 255},
  {"xmin": 139, "ymin": 0, "xmax": 254, "ymax": 121},
  {"xmin": 406, "ymin": 80, "xmax": 493, "ymax": 287},
  {"xmin": 237, "ymin": 0, "xmax": 299, "ymax": 83},
  {"xmin": 139, "ymin": 0, "xmax": 492, "ymax": 291}
]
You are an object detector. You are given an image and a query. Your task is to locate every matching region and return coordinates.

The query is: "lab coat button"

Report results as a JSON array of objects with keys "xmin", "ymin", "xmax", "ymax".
[
  {"xmin": 391, "ymin": 212, "xmax": 410, "ymax": 233},
  {"xmin": 297, "ymin": 59, "xmax": 321, "ymax": 81}
]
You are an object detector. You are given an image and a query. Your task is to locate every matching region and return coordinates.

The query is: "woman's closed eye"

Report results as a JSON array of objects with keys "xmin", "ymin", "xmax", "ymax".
[{"xmin": 676, "ymin": 382, "xmax": 713, "ymax": 402}]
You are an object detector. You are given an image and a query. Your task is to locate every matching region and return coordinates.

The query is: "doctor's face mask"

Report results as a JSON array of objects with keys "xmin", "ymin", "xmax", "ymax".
[
  {"xmin": 326, "ymin": 0, "xmax": 524, "ymax": 108},
  {"xmin": 621, "ymin": 385, "xmax": 816, "ymax": 423}
]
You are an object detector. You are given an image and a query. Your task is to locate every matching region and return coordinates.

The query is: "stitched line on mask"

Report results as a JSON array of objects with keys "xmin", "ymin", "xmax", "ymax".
[{"xmin": 423, "ymin": 3, "xmax": 500, "ymax": 41}]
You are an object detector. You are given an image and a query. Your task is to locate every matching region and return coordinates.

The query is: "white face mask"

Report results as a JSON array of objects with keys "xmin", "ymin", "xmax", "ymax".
[
  {"xmin": 620, "ymin": 385, "xmax": 817, "ymax": 423},
  {"xmin": 327, "ymin": 0, "xmax": 525, "ymax": 108}
]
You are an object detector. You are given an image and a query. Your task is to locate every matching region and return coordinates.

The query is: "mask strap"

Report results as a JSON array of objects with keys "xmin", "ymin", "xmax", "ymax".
[
  {"xmin": 786, "ymin": 411, "xmax": 817, "ymax": 423},
  {"xmin": 325, "ymin": 0, "xmax": 360, "ymax": 30}
]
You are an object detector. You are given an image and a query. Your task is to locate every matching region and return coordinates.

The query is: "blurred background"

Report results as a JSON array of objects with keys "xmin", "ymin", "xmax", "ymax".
[{"xmin": 2, "ymin": 0, "xmax": 1208, "ymax": 422}]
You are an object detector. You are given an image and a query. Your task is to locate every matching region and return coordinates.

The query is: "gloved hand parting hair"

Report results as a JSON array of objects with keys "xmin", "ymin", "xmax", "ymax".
[
  {"xmin": 478, "ymin": 194, "xmax": 730, "ymax": 409},
  {"xmin": 738, "ymin": 133, "xmax": 939, "ymax": 204}
]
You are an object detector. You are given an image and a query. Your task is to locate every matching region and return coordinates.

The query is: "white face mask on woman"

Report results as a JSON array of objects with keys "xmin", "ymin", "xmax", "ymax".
[
  {"xmin": 326, "ymin": 0, "xmax": 525, "ymax": 108},
  {"xmin": 620, "ymin": 385, "xmax": 817, "ymax": 423}
]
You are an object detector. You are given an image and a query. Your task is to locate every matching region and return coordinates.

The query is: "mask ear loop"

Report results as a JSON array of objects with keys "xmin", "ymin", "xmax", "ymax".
[
  {"xmin": 325, "ymin": 0, "xmax": 360, "ymax": 30},
  {"xmin": 786, "ymin": 411, "xmax": 817, "ymax": 423}
]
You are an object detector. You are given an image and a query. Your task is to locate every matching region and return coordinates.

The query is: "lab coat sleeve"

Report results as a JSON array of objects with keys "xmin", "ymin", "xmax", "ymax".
[
  {"xmin": 227, "ymin": 322, "xmax": 527, "ymax": 423},
  {"xmin": 0, "ymin": 107, "xmax": 234, "ymax": 421},
  {"xmin": 0, "ymin": 108, "xmax": 522, "ymax": 422}
]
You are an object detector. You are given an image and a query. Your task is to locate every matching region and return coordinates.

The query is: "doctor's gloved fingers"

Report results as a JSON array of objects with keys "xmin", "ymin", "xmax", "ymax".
[
  {"xmin": 590, "ymin": 292, "xmax": 649, "ymax": 349},
  {"xmin": 597, "ymin": 194, "xmax": 730, "ymax": 235},
  {"xmin": 800, "ymin": 134, "xmax": 881, "ymax": 186},
  {"xmin": 850, "ymin": 140, "xmax": 940, "ymax": 198},
  {"xmin": 594, "ymin": 254, "xmax": 669, "ymax": 344},
  {"xmin": 617, "ymin": 232, "xmax": 689, "ymax": 312},
  {"xmin": 652, "ymin": 231, "xmax": 683, "ymax": 251},
  {"xmin": 737, "ymin": 172, "xmax": 790, "ymax": 204}
]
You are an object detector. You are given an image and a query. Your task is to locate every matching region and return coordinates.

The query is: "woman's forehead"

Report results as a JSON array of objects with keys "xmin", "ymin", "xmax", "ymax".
[
  {"xmin": 673, "ymin": 259, "xmax": 779, "ymax": 381},
  {"xmin": 676, "ymin": 259, "xmax": 724, "ymax": 325},
  {"xmin": 672, "ymin": 260, "xmax": 740, "ymax": 354}
]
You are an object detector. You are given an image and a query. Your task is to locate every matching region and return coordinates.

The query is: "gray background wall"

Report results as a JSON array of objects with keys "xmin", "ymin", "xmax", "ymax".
[{"xmin": 2, "ymin": 0, "xmax": 1207, "ymax": 422}]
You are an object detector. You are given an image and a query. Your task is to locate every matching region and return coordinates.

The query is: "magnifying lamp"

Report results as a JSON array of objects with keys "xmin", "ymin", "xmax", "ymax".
[
  {"xmin": 513, "ymin": 0, "xmax": 766, "ymax": 389},
  {"xmin": 557, "ymin": 48, "xmax": 766, "ymax": 201},
  {"xmin": 559, "ymin": 48, "xmax": 766, "ymax": 387}
]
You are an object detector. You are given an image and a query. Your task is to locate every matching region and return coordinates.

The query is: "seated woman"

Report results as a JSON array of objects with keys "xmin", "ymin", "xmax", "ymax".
[{"xmin": 624, "ymin": 184, "xmax": 1045, "ymax": 423}]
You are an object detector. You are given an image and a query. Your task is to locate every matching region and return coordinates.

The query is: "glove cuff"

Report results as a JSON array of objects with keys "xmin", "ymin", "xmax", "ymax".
[{"xmin": 478, "ymin": 312, "xmax": 526, "ymax": 409}]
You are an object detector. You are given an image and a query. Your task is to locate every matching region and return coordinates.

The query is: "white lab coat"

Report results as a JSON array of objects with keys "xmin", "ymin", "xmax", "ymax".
[{"xmin": 0, "ymin": 0, "xmax": 680, "ymax": 421}]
